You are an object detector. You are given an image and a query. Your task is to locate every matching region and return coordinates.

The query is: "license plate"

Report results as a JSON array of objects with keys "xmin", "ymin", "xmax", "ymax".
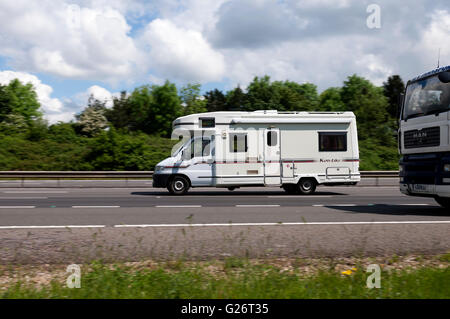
[{"xmin": 410, "ymin": 184, "xmax": 432, "ymax": 193}]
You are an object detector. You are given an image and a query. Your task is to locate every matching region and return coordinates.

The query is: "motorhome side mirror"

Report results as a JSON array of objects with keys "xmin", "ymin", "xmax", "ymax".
[
  {"xmin": 438, "ymin": 71, "xmax": 450, "ymax": 83},
  {"xmin": 181, "ymin": 150, "xmax": 190, "ymax": 161}
]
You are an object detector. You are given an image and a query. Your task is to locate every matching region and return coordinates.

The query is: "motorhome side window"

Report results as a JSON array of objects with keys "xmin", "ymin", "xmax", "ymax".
[
  {"xmin": 200, "ymin": 118, "xmax": 215, "ymax": 128},
  {"xmin": 267, "ymin": 131, "xmax": 277, "ymax": 146},
  {"xmin": 229, "ymin": 133, "xmax": 247, "ymax": 152},
  {"xmin": 319, "ymin": 132, "xmax": 347, "ymax": 152}
]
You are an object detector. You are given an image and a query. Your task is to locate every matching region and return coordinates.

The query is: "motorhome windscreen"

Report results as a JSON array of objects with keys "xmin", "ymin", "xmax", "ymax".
[
  {"xmin": 319, "ymin": 132, "xmax": 347, "ymax": 152},
  {"xmin": 403, "ymin": 75, "xmax": 450, "ymax": 120},
  {"xmin": 191, "ymin": 137, "xmax": 211, "ymax": 157}
]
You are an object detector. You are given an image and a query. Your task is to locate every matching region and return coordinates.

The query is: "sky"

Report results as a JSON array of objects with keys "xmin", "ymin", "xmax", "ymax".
[{"xmin": 0, "ymin": 0, "xmax": 449, "ymax": 123}]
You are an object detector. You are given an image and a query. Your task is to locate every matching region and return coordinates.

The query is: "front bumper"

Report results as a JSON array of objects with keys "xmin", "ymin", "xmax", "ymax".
[
  {"xmin": 400, "ymin": 183, "xmax": 450, "ymax": 198},
  {"xmin": 152, "ymin": 173, "xmax": 171, "ymax": 188}
]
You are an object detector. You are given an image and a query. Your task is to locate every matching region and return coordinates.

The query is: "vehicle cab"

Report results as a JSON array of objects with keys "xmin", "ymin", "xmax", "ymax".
[{"xmin": 399, "ymin": 65, "xmax": 450, "ymax": 208}]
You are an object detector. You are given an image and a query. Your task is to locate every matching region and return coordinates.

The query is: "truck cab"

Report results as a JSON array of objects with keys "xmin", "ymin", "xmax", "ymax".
[{"xmin": 399, "ymin": 65, "xmax": 450, "ymax": 208}]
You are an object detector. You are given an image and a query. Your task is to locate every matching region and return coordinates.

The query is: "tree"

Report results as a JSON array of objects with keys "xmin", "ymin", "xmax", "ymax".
[
  {"xmin": 180, "ymin": 83, "xmax": 207, "ymax": 115},
  {"xmin": 205, "ymin": 89, "xmax": 226, "ymax": 112},
  {"xmin": 383, "ymin": 75, "xmax": 405, "ymax": 119},
  {"xmin": 127, "ymin": 81, "xmax": 182, "ymax": 136},
  {"xmin": 75, "ymin": 96, "xmax": 108, "ymax": 137},
  {"xmin": 225, "ymin": 86, "xmax": 246, "ymax": 111},
  {"xmin": 244, "ymin": 76, "xmax": 279, "ymax": 111},
  {"xmin": 0, "ymin": 79, "xmax": 42, "ymax": 124},
  {"xmin": 319, "ymin": 87, "xmax": 346, "ymax": 111},
  {"xmin": 104, "ymin": 91, "xmax": 133, "ymax": 131},
  {"xmin": 341, "ymin": 75, "xmax": 391, "ymax": 144}
]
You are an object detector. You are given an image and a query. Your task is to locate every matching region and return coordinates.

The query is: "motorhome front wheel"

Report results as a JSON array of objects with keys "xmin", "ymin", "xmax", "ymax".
[{"xmin": 168, "ymin": 176, "xmax": 190, "ymax": 195}]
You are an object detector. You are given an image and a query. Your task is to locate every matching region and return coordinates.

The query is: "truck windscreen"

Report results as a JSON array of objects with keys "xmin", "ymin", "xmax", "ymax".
[{"xmin": 403, "ymin": 75, "xmax": 450, "ymax": 120}]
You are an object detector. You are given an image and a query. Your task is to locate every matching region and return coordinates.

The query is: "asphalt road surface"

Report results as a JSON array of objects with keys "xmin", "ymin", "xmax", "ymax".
[{"xmin": 0, "ymin": 185, "xmax": 449, "ymax": 264}]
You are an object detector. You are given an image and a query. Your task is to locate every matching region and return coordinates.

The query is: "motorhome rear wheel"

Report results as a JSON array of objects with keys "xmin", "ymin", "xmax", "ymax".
[{"xmin": 298, "ymin": 178, "xmax": 317, "ymax": 195}]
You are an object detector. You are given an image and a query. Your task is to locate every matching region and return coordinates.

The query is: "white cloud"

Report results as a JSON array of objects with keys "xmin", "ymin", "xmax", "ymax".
[
  {"xmin": 0, "ymin": 1, "xmax": 143, "ymax": 83},
  {"xmin": 140, "ymin": 19, "xmax": 226, "ymax": 83},
  {"xmin": 75, "ymin": 85, "xmax": 120, "ymax": 108},
  {"xmin": 0, "ymin": 70, "xmax": 63, "ymax": 114}
]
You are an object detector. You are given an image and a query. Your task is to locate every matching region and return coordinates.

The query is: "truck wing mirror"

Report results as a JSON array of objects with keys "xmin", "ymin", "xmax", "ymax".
[
  {"xmin": 397, "ymin": 93, "xmax": 405, "ymax": 123},
  {"xmin": 438, "ymin": 71, "xmax": 450, "ymax": 83}
]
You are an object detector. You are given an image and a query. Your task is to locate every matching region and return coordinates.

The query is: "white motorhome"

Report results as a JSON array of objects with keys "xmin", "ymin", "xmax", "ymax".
[{"xmin": 153, "ymin": 110, "xmax": 360, "ymax": 195}]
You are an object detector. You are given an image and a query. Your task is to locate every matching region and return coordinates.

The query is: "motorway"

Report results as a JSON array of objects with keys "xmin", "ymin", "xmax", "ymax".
[{"xmin": 0, "ymin": 184, "xmax": 449, "ymax": 264}]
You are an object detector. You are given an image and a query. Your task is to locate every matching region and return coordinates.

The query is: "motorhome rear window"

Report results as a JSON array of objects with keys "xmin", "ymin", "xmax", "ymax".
[
  {"xmin": 319, "ymin": 132, "xmax": 347, "ymax": 152},
  {"xmin": 229, "ymin": 133, "xmax": 248, "ymax": 152},
  {"xmin": 200, "ymin": 118, "xmax": 215, "ymax": 128}
]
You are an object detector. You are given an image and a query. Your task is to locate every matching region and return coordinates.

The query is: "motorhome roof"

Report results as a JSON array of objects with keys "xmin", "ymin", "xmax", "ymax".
[{"xmin": 173, "ymin": 110, "xmax": 355, "ymax": 127}]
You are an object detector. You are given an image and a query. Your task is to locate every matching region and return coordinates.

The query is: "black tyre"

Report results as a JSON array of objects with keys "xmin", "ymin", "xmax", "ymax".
[
  {"xmin": 282, "ymin": 184, "xmax": 299, "ymax": 195},
  {"xmin": 167, "ymin": 176, "xmax": 190, "ymax": 195},
  {"xmin": 228, "ymin": 187, "xmax": 236, "ymax": 191},
  {"xmin": 435, "ymin": 197, "xmax": 450, "ymax": 209},
  {"xmin": 298, "ymin": 178, "xmax": 317, "ymax": 195}
]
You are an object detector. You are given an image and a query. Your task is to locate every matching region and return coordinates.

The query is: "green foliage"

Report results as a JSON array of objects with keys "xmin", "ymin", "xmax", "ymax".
[
  {"xmin": 383, "ymin": 75, "xmax": 405, "ymax": 119},
  {"xmin": 84, "ymin": 128, "xmax": 177, "ymax": 170},
  {"xmin": 128, "ymin": 81, "xmax": 182, "ymax": 136},
  {"xmin": 180, "ymin": 83, "xmax": 208, "ymax": 115},
  {"xmin": 319, "ymin": 87, "xmax": 346, "ymax": 111},
  {"xmin": 2, "ymin": 261, "xmax": 449, "ymax": 299},
  {"xmin": 0, "ymin": 74, "xmax": 406, "ymax": 171},
  {"xmin": 0, "ymin": 79, "xmax": 42, "ymax": 124},
  {"xmin": 75, "ymin": 96, "xmax": 108, "ymax": 137},
  {"xmin": 104, "ymin": 91, "xmax": 133, "ymax": 131},
  {"xmin": 205, "ymin": 89, "xmax": 226, "ymax": 112}
]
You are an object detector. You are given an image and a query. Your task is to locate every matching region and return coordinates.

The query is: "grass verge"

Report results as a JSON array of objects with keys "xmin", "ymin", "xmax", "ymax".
[{"xmin": 1, "ymin": 255, "xmax": 449, "ymax": 299}]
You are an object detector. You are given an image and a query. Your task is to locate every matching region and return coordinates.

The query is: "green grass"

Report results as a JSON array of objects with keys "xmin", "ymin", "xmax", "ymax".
[{"xmin": 2, "ymin": 261, "xmax": 449, "ymax": 299}]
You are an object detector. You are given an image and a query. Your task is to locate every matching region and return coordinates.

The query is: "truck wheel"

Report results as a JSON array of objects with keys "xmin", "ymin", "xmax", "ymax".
[
  {"xmin": 298, "ymin": 178, "xmax": 316, "ymax": 195},
  {"xmin": 435, "ymin": 197, "xmax": 450, "ymax": 209},
  {"xmin": 228, "ymin": 187, "xmax": 236, "ymax": 191},
  {"xmin": 167, "ymin": 176, "xmax": 190, "ymax": 195},
  {"xmin": 282, "ymin": 184, "xmax": 299, "ymax": 195}
]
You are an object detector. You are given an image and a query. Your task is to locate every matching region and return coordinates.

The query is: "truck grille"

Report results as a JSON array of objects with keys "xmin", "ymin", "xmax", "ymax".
[{"xmin": 404, "ymin": 127, "xmax": 440, "ymax": 149}]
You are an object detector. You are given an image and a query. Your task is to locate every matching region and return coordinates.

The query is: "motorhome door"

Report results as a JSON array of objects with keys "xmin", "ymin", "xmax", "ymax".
[{"xmin": 263, "ymin": 128, "xmax": 281, "ymax": 185}]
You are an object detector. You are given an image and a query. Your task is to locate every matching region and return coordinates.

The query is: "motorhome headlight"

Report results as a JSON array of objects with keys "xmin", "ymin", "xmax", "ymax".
[
  {"xmin": 155, "ymin": 165, "xmax": 164, "ymax": 172},
  {"xmin": 399, "ymin": 165, "xmax": 404, "ymax": 173},
  {"xmin": 444, "ymin": 164, "xmax": 450, "ymax": 172}
]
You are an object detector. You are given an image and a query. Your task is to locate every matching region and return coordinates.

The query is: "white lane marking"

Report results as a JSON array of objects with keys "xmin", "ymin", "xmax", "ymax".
[
  {"xmin": 72, "ymin": 205, "xmax": 121, "ymax": 209},
  {"xmin": 313, "ymin": 204, "xmax": 357, "ymax": 207},
  {"xmin": 399, "ymin": 204, "xmax": 430, "ymax": 206},
  {"xmin": 235, "ymin": 204, "xmax": 280, "ymax": 207},
  {"xmin": 1, "ymin": 220, "xmax": 449, "ymax": 230},
  {"xmin": 156, "ymin": 205, "xmax": 202, "ymax": 208},
  {"xmin": 0, "ymin": 225, "xmax": 105, "ymax": 229},
  {"xmin": 3, "ymin": 191, "xmax": 68, "ymax": 194},
  {"xmin": 0, "ymin": 206, "xmax": 36, "ymax": 209},
  {"xmin": 267, "ymin": 196, "xmax": 332, "ymax": 198},
  {"xmin": 114, "ymin": 220, "xmax": 450, "ymax": 228},
  {"xmin": 0, "ymin": 197, "xmax": 48, "ymax": 199}
]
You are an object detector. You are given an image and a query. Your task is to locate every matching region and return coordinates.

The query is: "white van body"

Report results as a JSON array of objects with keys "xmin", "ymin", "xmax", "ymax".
[{"xmin": 153, "ymin": 110, "xmax": 360, "ymax": 195}]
